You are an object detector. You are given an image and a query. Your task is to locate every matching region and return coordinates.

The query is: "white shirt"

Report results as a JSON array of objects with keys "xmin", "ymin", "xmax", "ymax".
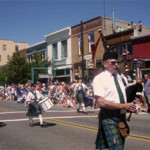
[
  {"xmin": 75, "ymin": 83, "xmax": 88, "ymax": 92},
  {"xmin": 93, "ymin": 70, "xmax": 127, "ymax": 103},
  {"xmin": 26, "ymin": 90, "xmax": 44, "ymax": 102}
]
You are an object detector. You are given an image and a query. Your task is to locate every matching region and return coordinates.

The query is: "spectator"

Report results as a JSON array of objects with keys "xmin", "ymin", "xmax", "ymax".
[
  {"xmin": 143, "ymin": 74, "xmax": 150, "ymax": 113},
  {"xmin": 138, "ymin": 20, "xmax": 142, "ymax": 34}
]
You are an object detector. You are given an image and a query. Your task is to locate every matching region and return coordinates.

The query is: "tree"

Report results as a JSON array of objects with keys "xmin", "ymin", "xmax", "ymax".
[{"xmin": 0, "ymin": 51, "xmax": 51, "ymax": 85}]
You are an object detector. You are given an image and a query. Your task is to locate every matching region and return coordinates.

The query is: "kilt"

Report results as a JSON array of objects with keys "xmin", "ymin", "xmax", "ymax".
[
  {"xmin": 26, "ymin": 103, "xmax": 42, "ymax": 117},
  {"xmin": 96, "ymin": 112, "xmax": 126, "ymax": 150},
  {"xmin": 76, "ymin": 91, "xmax": 85, "ymax": 103}
]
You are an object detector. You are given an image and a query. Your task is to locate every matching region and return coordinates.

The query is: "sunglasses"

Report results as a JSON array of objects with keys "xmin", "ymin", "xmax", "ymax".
[{"xmin": 110, "ymin": 61, "xmax": 118, "ymax": 65}]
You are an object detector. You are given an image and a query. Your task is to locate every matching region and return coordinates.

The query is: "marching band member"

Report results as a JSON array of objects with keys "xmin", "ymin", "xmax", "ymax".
[
  {"xmin": 75, "ymin": 78, "xmax": 88, "ymax": 113},
  {"xmin": 26, "ymin": 83, "xmax": 46, "ymax": 127},
  {"xmin": 93, "ymin": 51, "xmax": 139, "ymax": 150}
]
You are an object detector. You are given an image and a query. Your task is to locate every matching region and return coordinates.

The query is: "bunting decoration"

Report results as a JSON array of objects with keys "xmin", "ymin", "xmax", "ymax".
[{"xmin": 92, "ymin": 29, "xmax": 102, "ymax": 74}]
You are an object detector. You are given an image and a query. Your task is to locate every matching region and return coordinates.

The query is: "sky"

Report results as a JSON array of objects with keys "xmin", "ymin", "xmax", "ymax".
[{"xmin": 0, "ymin": 0, "xmax": 150, "ymax": 46}]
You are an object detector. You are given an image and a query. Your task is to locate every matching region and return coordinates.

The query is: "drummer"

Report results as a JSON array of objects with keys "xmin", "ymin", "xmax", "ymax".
[{"xmin": 26, "ymin": 83, "xmax": 46, "ymax": 127}]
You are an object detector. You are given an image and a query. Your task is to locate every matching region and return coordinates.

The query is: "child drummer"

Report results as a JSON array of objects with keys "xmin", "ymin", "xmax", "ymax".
[{"xmin": 25, "ymin": 83, "xmax": 46, "ymax": 127}]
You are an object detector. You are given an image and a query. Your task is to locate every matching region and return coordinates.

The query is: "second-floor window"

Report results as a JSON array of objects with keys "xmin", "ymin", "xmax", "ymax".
[
  {"xmin": 61, "ymin": 40, "xmax": 68, "ymax": 58},
  {"xmin": 52, "ymin": 43, "xmax": 58, "ymax": 59},
  {"xmin": 88, "ymin": 32, "xmax": 95, "ymax": 53},
  {"xmin": 110, "ymin": 43, "xmax": 133, "ymax": 59},
  {"xmin": 3, "ymin": 44, "xmax": 6, "ymax": 51},
  {"xmin": 15, "ymin": 45, "xmax": 19, "ymax": 51},
  {"xmin": 78, "ymin": 36, "xmax": 81, "ymax": 55}
]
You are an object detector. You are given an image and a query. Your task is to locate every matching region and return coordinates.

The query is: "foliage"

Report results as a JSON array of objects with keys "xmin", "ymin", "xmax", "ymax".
[{"xmin": 0, "ymin": 51, "xmax": 51, "ymax": 85}]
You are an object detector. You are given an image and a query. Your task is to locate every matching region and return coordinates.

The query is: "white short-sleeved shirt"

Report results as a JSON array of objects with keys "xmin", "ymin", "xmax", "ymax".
[
  {"xmin": 26, "ymin": 90, "xmax": 44, "ymax": 102},
  {"xmin": 93, "ymin": 70, "xmax": 127, "ymax": 103}
]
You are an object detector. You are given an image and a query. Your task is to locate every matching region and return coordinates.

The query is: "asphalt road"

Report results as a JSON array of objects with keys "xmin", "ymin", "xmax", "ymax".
[{"xmin": 0, "ymin": 100, "xmax": 150, "ymax": 150}]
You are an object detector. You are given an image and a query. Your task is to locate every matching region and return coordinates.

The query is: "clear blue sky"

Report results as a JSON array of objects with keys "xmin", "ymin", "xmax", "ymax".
[{"xmin": 0, "ymin": 0, "xmax": 149, "ymax": 45}]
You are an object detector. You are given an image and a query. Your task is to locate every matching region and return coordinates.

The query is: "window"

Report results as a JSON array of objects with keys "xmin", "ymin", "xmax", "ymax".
[
  {"xmin": 116, "ymin": 45, "xmax": 123, "ymax": 58},
  {"xmin": 110, "ymin": 43, "xmax": 133, "ymax": 59},
  {"xmin": 125, "ymin": 44, "xmax": 133, "ymax": 54},
  {"xmin": 15, "ymin": 45, "xmax": 19, "ymax": 51},
  {"xmin": 88, "ymin": 32, "xmax": 95, "ymax": 53},
  {"xmin": 52, "ymin": 43, "xmax": 58, "ymax": 59},
  {"xmin": 3, "ymin": 44, "xmax": 6, "ymax": 51},
  {"xmin": 78, "ymin": 36, "xmax": 81, "ymax": 55},
  {"xmin": 61, "ymin": 40, "xmax": 68, "ymax": 58},
  {"xmin": 0, "ymin": 55, "xmax": 1, "ymax": 61}
]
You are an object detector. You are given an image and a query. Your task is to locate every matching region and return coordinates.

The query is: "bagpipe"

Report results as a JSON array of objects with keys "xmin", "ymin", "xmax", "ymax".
[{"xmin": 92, "ymin": 29, "xmax": 143, "ymax": 121}]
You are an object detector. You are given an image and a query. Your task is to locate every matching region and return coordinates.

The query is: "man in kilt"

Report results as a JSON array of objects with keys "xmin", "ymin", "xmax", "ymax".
[
  {"xmin": 26, "ymin": 83, "xmax": 46, "ymax": 127},
  {"xmin": 93, "ymin": 51, "xmax": 138, "ymax": 150}
]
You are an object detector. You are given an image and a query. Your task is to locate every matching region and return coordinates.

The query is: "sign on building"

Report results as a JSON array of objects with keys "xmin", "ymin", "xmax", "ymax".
[
  {"xmin": 86, "ymin": 59, "xmax": 96, "ymax": 69},
  {"xmin": 39, "ymin": 74, "xmax": 52, "ymax": 79}
]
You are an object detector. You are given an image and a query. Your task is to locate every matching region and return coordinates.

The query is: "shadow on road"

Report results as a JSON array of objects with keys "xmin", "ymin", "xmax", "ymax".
[
  {"xmin": 0, "ymin": 122, "xmax": 7, "ymax": 127},
  {"xmin": 32, "ymin": 122, "xmax": 57, "ymax": 127}
]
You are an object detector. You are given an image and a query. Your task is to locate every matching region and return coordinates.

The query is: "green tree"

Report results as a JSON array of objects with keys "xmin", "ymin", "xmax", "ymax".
[{"xmin": 0, "ymin": 51, "xmax": 51, "ymax": 85}]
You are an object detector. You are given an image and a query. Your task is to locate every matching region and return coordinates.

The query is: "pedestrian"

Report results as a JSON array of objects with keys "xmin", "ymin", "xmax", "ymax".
[
  {"xmin": 143, "ymin": 74, "xmax": 150, "ymax": 113},
  {"xmin": 93, "ymin": 51, "xmax": 138, "ymax": 150},
  {"xmin": 26, "ymin": 83, "xmax": 46, "ymax": 127}
]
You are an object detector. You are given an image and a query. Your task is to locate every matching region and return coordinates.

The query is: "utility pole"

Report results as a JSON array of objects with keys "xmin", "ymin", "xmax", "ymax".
[
  {"xmin": 112, "ymin": 9, "xmax": 115, "ymax": 30},
  {"xmin": 104, "ymin": 0, "xmax": 106, "ymax": 30},
  {"xmin": 80, "ymin": 21, "xmax": 84, "ymax": 81}
]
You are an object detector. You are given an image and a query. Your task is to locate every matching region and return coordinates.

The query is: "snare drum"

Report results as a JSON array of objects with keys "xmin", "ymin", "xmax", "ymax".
[{"xmin": 38, "ymin": 97, "xmax": 53, "ymax": 112}]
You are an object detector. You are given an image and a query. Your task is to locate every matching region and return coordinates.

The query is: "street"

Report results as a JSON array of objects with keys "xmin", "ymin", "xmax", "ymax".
[{"xmin": 0, "ymin": 100, "xmax": 150, "ymax": 150}]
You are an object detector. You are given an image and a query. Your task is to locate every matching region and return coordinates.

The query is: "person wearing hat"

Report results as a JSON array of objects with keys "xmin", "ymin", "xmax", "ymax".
[
  {"xmin": 93, "ymin": 51, "xmax": 138, "ymax": 149},
  {"xmin": 75, "ymin": 78, "xmax": 88, "ymax": 113},
  {"xmin": 26, "ymin": 83, "xmax": 45, "ymax": 127}
]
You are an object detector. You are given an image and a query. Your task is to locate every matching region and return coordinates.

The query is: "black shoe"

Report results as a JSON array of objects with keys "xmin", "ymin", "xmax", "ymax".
[
  {"xmin": 77, "ymin": 109, "xmax": 80, "ymax": 113},
  {"xmin": 40, "ymin": 124, "xmax": 47, "ymax": 128}
]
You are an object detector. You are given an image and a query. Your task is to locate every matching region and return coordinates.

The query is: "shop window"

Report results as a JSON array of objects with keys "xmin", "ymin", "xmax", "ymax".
[{"xmin": 56, "ymin": 69, "xmax": 64, "ymax": 76}]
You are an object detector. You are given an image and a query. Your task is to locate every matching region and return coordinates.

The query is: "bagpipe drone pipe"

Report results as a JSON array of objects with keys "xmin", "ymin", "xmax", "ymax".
[{"xmin": 92, "ymin": 29, "xmax": 143, "ymax": 120}]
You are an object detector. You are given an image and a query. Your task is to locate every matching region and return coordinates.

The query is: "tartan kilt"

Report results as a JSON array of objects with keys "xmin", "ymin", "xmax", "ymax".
[
  {"xmin": 76, "ymin": 92, "xmax": 85, "ymax": 103},
  {"xmin": 26, "ymin": 103, "xmax": 42, "ymax": 117},
  {"xmin": 96, "ymin": 116, "xmax": 125, "ymax": 150}
]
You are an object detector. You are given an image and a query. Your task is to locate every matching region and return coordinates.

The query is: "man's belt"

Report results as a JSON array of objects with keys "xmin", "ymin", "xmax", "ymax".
[{"xmin": 100, "ymin": 109, "xmax": 126, "ymax": 118}]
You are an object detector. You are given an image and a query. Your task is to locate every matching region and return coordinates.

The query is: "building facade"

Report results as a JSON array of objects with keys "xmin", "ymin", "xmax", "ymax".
[
  {"xmin": 105, "ymin": 28, "xmax": 150, "ymax": 79},
  {"xmin": 45, "ymin": 27, "xmax": 72, "ymax": 83},
  {"xmin": 0, "ymin": 39, "xmax": 29, "ymax": 67},
  {"xmin": 131, "ymin": 34, "xmax": 150, "ymax": 78},
  {"xmin": 26, "ymin": 41, "xmax": 47, "ymax": 63}
]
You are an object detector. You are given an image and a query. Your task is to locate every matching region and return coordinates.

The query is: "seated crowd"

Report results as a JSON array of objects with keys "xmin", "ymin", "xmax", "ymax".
[{"xmin": 0, "ymin": 79, "xmax": 96, "ymax": 109}]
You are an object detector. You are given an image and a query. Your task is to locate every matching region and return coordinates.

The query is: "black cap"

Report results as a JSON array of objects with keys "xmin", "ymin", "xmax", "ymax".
[{"xmin": 103, "ymin": 51, "xmax": 118, "ymax": 61}]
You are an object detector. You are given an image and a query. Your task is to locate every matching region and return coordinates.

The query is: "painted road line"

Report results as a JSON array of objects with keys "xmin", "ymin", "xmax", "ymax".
[
  {"xmin": 0, "ymin": 107, "xmax": 10, "ymax": 112},
  {"xmin": 0, "ymin": 115, "xmax": 97, "ymax": 122},
  {"xmin": 46, "ymin": 119, "xmax": 150, "ymax": 142},
  {"xmin": 46, "ymin": 119, "xmax": 98, "ymax": 131}
]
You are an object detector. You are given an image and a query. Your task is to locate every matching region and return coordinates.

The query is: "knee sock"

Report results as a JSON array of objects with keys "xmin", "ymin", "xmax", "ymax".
[
  {"xmin": 81, "ymin": 103, "xmax": 85, "ymax": 111},
  {"xmin": 29, "ymin": 117, "xmax": 33, "ymax": 124},
  {"xmin": 39, "ymin": 114, "xmax": 43, "ymax": 125}
]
